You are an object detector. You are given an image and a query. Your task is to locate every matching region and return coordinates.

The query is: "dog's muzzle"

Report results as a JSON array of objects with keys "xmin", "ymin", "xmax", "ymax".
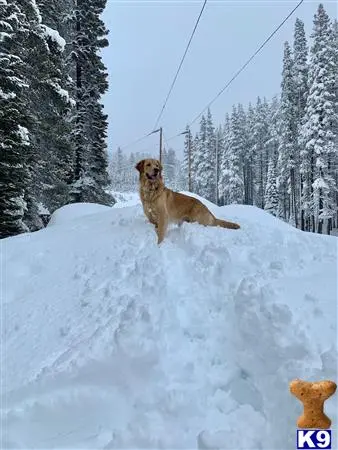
[{"xmin": 146, "ymin": 170, "xmax": 159, "ymax": 181}]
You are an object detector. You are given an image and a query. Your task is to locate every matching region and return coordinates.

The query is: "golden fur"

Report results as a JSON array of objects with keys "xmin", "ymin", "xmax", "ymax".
[{"xmin": 135, "ymin": 158, "xmax": 240, "ymax": 244}]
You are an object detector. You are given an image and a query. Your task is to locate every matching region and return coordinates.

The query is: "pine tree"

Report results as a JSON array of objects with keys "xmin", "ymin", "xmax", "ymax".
[
  {"xmin": 300, "ymin": 4, "xmax": 337, "ymax": 234},
  {"xmin": 182, "ymin": 125, "xmax": 192, "ymax": 191},
  {"xmin": 115, "ymin": 146, "xmax": 124, "ymax": 190},
  {"xmin": 193, "ymin": 117, "xmax": 206, "ymax": 197},
  {"xmin": 266, "ymin": 96, "xmax": 280, "ymax": 165},
  {"xmin": 332, "ymin": 19, "xmax": 338, "ymax": 229},
  {"xmin": 264, "ymin": 158, "xmax": 279, "ymax": 216},
  {"xmin": 128, "ymin": 152, "xmax": 138, "ymax": 191},
  {"xmin": 0, "ymin": 5, "xmax": 29, "ymax": 236},
  {"xmin": 69, "ymin": 0, "xmax": 113, "ymax": 206},
  {"xmin": 245, "ymin": 103, "xmax": 256, "ymax": 206},
  {"xmin": 174, "ymin": 159, "xmax": 185, "ymax": 192},
  {"xmin": 0, "ymin": 1, "xmax": 36, "ymax": 237},
  {"xmin": 205, "ymin": 108, "xmax": 217, "ymax": 202},
  {"xmin": 27, "ymin": 0, "xmax": 76, "ymax": 217},
  {"xmin": 226, "ymin": 105, "xmax": 244, "ymax": 204},
  {"xmin": 234, "ymin": 103, "xmax": 248, "ymax": 205},
  {"xmin": 163, "ymin": 148, "xmax": 177, "ymax": 189},
  {"xmin": 293, "ymin": 18, "xmax": 308, "ymax": 120},
  {"xmin": 215, "ymin": 125, "xmax": 222, "ymax": 205},
  {"xmin": 218, "ymin": 115, "xmax": 231, "ymax": 205},
  {"xmin": 252, "ymin": 97, "xmax": 269, "ymax": 209},
  {"xmin": 194, "ymin": 110, "xmax": 216, "ymax": 202},
  {"xmin": 278, "ymin": 41, "xmax": 298, "ymax": 226},
  {"xmin": 293, "ymin": 18, "xmax": 309, "ymax": 230},
  {"xmin": 191, "ymin": 133, "xmax": 200, "ymax": 194}
]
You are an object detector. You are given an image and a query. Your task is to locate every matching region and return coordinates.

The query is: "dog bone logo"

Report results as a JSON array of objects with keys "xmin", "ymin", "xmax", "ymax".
[{"xmin": 289, "ymin": 379, "xmax": 337, "ymax": 429}]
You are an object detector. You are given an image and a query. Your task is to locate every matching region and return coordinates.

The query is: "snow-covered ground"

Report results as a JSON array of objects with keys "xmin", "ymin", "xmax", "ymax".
[{"xmin": 1, "ymin": 192, "xmax": 337, "ymax": 449}]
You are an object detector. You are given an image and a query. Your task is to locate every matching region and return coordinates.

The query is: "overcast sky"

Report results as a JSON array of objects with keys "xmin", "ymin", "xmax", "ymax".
[{"xmin": 101, "ymin": 0, "xmax": 337, "ymax": 158}]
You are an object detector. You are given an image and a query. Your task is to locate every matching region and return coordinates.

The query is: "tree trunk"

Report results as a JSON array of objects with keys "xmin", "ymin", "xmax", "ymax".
[
  {"xmin": 74, "ymin": 1, "xmax": 82, "ymax": 191},
  {"xmin": 290, "ymin": 167, "xmax": 298, "ymax": 228}
]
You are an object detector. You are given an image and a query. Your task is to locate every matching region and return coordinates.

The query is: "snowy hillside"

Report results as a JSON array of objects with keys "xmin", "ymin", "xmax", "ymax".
[{"xmin": 1, "ymin": 192, "xmax": 337, "ymax": 449}]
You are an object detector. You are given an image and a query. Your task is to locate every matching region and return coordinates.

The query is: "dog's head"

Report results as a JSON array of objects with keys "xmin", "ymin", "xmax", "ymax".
[{"xmin": 135, "ymin": 158, "xmax": 163, "ymax": 182}]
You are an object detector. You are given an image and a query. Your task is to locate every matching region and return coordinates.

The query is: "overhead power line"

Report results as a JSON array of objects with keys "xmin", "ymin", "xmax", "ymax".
[
  {"xmin": 187, "ymin": 0, "xmax": 304, "ymax": 127},
  {"xmin": 152, "ymin": 0, "xmax": 208, "ymax": 132},
  {"xmin": 119, "ymin": 130, "xmax": 158, "ymax": 151},
  {"xmin": 165, "ymin": 0, "xmax": 305, "ymax": 143},
  {"xmin": 119, "ymin": 0, "xmax": 304, "ymax": 151}
]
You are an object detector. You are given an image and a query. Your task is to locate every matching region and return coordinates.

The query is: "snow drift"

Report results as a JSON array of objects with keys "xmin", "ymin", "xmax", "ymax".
[{"xmin": 1, "ymin": 192, "xmax": 337, "ymax": 449}]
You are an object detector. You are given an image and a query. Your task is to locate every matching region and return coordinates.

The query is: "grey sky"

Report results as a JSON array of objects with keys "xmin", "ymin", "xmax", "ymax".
[{"xmin": 102, "ymin": 0, "xmax": 337, "ymax": 159}]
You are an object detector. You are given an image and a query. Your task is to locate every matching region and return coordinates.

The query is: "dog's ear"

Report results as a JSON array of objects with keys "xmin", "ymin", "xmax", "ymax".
[{"xmin": 135, "ymin": 160, "xmax": 145, "ymax": 173}]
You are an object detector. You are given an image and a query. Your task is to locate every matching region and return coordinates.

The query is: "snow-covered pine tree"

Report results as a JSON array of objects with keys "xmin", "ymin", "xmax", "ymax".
[
  {"xmin": 191, "ymin": 133, "xmax": 200, "ymax": 194},
  {"xmin": 233, "ymin": 103, "xmax": 248, "ymax": 205},
  {"xmin": 9, "ymin": 0, "xmax": 53, "ymax": 232},
  {"xmin": 194, "ymin": 110, "xmax": 216, "ymax": 202},
  {"xmin": 300, "ymin": 4, "xmax": 337, "ymax": 234},
  {"xmin": 252, "ymin": 97, "xmax": 269, "ymax": 209},
  {"xmin": 86, "ymin": 102, "xmax": 112, "ymax": 204},
  {"xmin": 182, "ymin": 125, "xmax": 192, "ymax": 190},
  {"xmin": 277, "ymin": 41, "xmax": 299, "ymax": 226},
  {"xmin": 173, "ymin": 156, "xmax": 185, "ymax": 191},
  {"xmin": 163, "ymin": 148, "xmax": 177, "ymax": 189},
  {"xmin": 25, "ymin": 0, "xmax": 76, "ymax": 216},
  {"xmin": 218, "ymin": 114, "xmax": 231, "ymax": 205},
  {"xmin": 245, "ymin": 103, "xmax": 256, "ymax": 206},
  {"xmin": 128, "ymin": 152, "xmax": 138, "ymax": 191},
  {"xmin": 293, "ymin": 18, "xmax": 309, "ymax": 230},
  {"xmin": 193, "ymin": 117, "xmax": 206, "ymax": 197},
  {"xmin": 293, "ymin": 18, "xmax": 308, "ymax": 121},
  {"xmin": 327, "ymin": 16, "xmax": 338, "ymax": 232},
  {"xmin": 108, "ymin": 151, "xmax": 116, "ymax": 188},
  {"xmin": 0, "ymin": 0, "xmax": 57, "ymax": 234},
  {"xmin": 205, "ymin": 108, "xmax": 217, "ymax": 202},
  {"xmin": 226, "ymin": 105, "xmax": 244, "ymax": 204},
  {"xmin": 264, "ymin": 158, "xmax": 279, "ymax": 216},
  {"xmin": 0, "ymin": 0, "xmax": 31, "ymax": 237},
  {"xmin": 265, "ymin": 96, "xmax": 280, "ymax": 165},
  {"xmin": 332, "ymin": 19, "xmax": 338, "ymax": 229},
  {"xmin": 116, "ymin": 146, "xmax": 125, "ymax": 191},
  {"xmin": 215, "ymin": 125, "xmax": 223, "ymax": 205},
  {"xmin": 69, "ymin": 0, "xmax": 113, "ymax": 206}
]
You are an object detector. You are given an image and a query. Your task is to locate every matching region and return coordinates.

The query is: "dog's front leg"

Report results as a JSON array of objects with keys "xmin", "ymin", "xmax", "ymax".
[{"xmin": 156, "ymin": 213, "xmax": 168, "ymax": 245}]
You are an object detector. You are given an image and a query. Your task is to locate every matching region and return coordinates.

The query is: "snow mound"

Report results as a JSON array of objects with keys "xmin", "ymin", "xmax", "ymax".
[
  {"xmin": 47, "ymin": 202, "xmax": 112, "ymax": 227},
  {"xmin": 182, "ymin": 191, "xmax": 296, "ymax": 231},
  {"xmin": 2, "ymin": 195, "xmax": 337, "ymax": 449}
]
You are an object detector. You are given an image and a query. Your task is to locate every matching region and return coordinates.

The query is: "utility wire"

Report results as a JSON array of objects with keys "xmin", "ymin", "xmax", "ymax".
[
  {"xmin": 165, "ymin": 0, "xmax": 304, "ymax": 143},
  {"xmin": 152, "ymin": 0, "xmax": 208, "ymax": 132},
  {"xmin": 119, "ymin": 130, "xmax": 158, "ymax": 151},
  {"xmin": 119, "ymin": 0, "xmax": 303, "ymax": 150},
  {"xmin": 188, "ymin": 0, "xmax": 304, "ymax": 127}
]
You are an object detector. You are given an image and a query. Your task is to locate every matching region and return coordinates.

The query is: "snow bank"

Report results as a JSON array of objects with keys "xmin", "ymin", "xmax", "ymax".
[
  {"xmin": 47, "ymin": 202, "xmax": 112, "ymax": 227},
  {"xmin": 2, "ymin": 194, "xmax": 337, "ymax": 449}
]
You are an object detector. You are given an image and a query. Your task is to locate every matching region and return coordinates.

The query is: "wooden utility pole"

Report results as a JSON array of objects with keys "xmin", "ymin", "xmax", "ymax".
[{"xmin": 159, "ymin": 127, "xmax": 163, "ymax": 163}]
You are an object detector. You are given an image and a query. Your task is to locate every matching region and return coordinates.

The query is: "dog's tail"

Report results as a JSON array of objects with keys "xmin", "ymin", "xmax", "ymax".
[{"xmin": 214, "ymin": 218, "xmax": 240, "ymax": 230}]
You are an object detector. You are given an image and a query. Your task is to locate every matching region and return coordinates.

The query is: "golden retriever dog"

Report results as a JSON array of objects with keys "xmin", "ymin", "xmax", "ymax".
[{"xmin": 135, "ymin": 158, "xmax": 240, "ymax": 244}]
